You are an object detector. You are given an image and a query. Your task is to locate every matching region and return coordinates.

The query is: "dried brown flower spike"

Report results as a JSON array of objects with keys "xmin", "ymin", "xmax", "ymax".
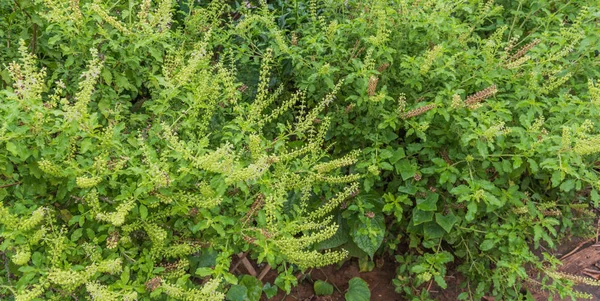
[
  {"xmin": 402, "ymin": 104, "xmax": 436, "ymax": 119},
  {"xmin": 464, "ymin": 85, "xmax": 498, "ymax": 109}
]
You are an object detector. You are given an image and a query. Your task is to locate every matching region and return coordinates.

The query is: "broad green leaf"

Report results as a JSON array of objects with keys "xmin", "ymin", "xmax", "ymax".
[
  {"xmin": 263, "ymin": 283, "xmax": 278, "ymax": 299},
  {"xmin": 480, "ymin": 240, "xmax": 496, "ymax": 251},
  {"xmin": 412, "ymin": 208, "xmax": 434, "ymax": 225},
  {"xmin": 139, "ymin": 204, "xmax": 148, "ymax": 220},
  {"xmin": 6, "ymin": 142, "xmax": 18, "ymax": 156},
  {"xmin": 240, "ymin": 275, "xmax": 262, "ymax": 301},
  {"xmin": 226, "ymin": 285, "xmax": 247, "ymax": 301},
  {"xmin": 416, "ymin": 193, "xmax": 438, "ymax": 211},
  {"xmin": 345, "ymin": 277, "xmax": 370, "ymax": 301},
  {"xmin": 351, "ymin": 214, "xmax": 385, "ymax": 258},
  {"xmin": 314, "ymin": 280, "xmax": 334, "ymax": 296},
  {"xmin": 435, "ymin": 213, "xmax": 458, "ymax": 233}
]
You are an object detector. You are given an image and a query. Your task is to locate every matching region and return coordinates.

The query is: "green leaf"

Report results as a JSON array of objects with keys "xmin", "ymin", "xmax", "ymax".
[
  {"xmin": 423, "ymin": 222, "xmax": 445, "ymax": 240},
  {"xmin": 226, "ymin": 285, "xmax": 247, "ymax": 301},
  {"xmin": 139, "ymin": 204, "xmax": 148, "ymax": 220},
  {"xmin": 465, "ymin": 202, "xmax": 477, "ymax": 222},
  {"xmin": 351, "ymin": 214, "xmax": 385, "ymax": 258},
  {"xmin": 434, "ymin": 275, "xmax": 448, "ymax": 289},
  {"xmin": 240, "ymin": 275, "xmax": 262, "ymax": 301},
  {"xmin": 262, "ymin": 283, "xmax": 278, "ymax": 299},
  {"xmin": 71, "ymin": 228, "xmax": 83, "ymax": 242},
  {"xmin": 412, "ymin": 208, "xmax": 434, "ymax": 225},
  {"xmin": 101, "ymin": 68, "xmax": 112, "ymax": 85},
  {"xmin": 395, "ymin": 159, "xmax": 416, "ymax": 180},
  {"xmin": 345, "ymin": 277, "xmax": 370, "ymax": 301},
  {"xmin": 195, "ymin": 267, "xmax": 213, "ymax": 277},
  {"xmin": 435, "ymin": 213, "xmax": 458, "ymax": 233},
  {"xmin": 416, "ymin": 193, "xmax": 438, "ymax": 211},
  {"xmin": 480, "ymin": 240, "xmax": 496, "ymax": 251},
  {"xmin": 314, "ymin": 280, "xmax": 334, "ymax": 296},
  {"xmin": 6, "ymin": 142, "xmax": 18, "ymax": 156},
  {"xmin": 559, "ymin": 179, "xmax": 574, "ymax": 192}
]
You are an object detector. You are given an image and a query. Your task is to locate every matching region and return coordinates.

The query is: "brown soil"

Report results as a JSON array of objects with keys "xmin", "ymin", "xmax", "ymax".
[
  {"xmin": 260, "ymin": 258, "xmax": 402, "ymax": 301},
  {"xmin": 532, "ymin": 237, "xmax": 600, "ymax": 301},
  {"xmin": 232, "ymin": 237, "xmax": 600, "ymax": 301}
]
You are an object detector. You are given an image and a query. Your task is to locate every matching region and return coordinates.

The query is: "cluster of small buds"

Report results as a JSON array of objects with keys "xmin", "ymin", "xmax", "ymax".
[
  {"xmin": 512, "ymin": 206, "xmax": 529, "ymax": 215},
  {"xmin": 547, "ymin": 271, "xmax": 600, "ymax": 287},
  {"xmin": 90, "ymin": 4, "xmax": 132, "ymax": 35},
  {"xmin": 76, "ymin": 176, "xmax": 102, "ymax": 189},
  {"xmin": 573, "ymin": 135, "xmax": 600, "ymax": 156},
  {"xmin": 396, "ymin": 93, "xmax": 407, "ymax": 115},
  {"xmin": 14, "ymin": 284, "xmax": 44, "ymax": 301},
  {"xmin": 313, "ymin": 117, "xmax": 331, "ymax": 147},
  {"xmin": 8, "ymin": 40, "xmax": 47, "ymax": 104},
  {"xmin": 95, "ymin": 199, "xmax": 135, "ymax": 226},
  {"xmin": 172, "ymin": 38, "xmax": 211, "ymax": 86},
  {"xmin": 86, "ymin": 282, "xmax": 138, "ymax": 301},
  {"xmin": 160, "ymin": 279, "xmax": 225, "ymax": 301},
  {"xmin": 368, "ymin": 164, "xmax": 379, "ymax": 176},
  {"xmin": 152, "ymin": 0, "xmax": 174, "ymax": 33},
  {"xmin": 319, "ymin": 174, "xmax": 362, "ymax": 184},
  {"xmin": 539, "ymin": 72, "xmax": 572, "ymax": 95},
  {"xmin": 362, "ymin": 48, "xmax": 375, "ymax": 72},
  {"xmin": 402, "ymin": 104, "xmax": 436, "ymax": 119},
  {"xmin": 29, "ymin": 226, "xmax": 47, "ymax": 245},
  {"xmin": 277, "ymin": 223, "xmax": 338, "ymax": 251},
  {"xmin": 19, "ymin": 207, "xmax": 46, "ymax": 231},
  {"xmin": 484, "ymin": 25, "xmax": 507, "ymax": 53},
  {"xmin": 227, "ymin": 157, "xmax": 274, "ymax": 183},
  {"xmin": 561, "ymin": 127, "xmax": 572, "ymax": 151},
  {"xmin": 309, "ymin": 183, "xmax": 359, "ymax": 220},
  {"xmin": 38, "ymin": 159, "xmax": 64, "ymax": 177},
  {"xmin": 48, "ymin": 269, "xmax": 86, "ymax": 288},
  {"xmin": 464, "ymin": 85, "xmax": 497, "ymax": 109},
  {"xmin": 162, "ymin": 48, "xmax": 185, "ymax": 81},
  {"xmin": 482, "ymin": 122, "xmax": 511, "ymax": 142},
  {"xmin": 576, "ymin": 119, "xmax": 594, "ymax": 138},
  {"xmin": 313, "ymin": 150, "xmax": 360, "ymax": 173},
  {"xmin": 253, "ymin": 48, "xmax": 274, "ymax": 110},
  {"xmin": 144, "ymin": 223, "xmax": 168, "ymax": 246},
  {"xmin": 163, "ymin": 243, "xmax": 200, "ymax": 258},
  {"xmin": 296, "ymin": 80, "xmax": 343, "ymax": 134},
  {"xmin": 542, "ymin": 209, "xmax": 561, "ymax": 217},
  {"xmin": 11, "ymin": 246, "xmax": 31, "ymax": 265},
  {"xmin": 420, "ymin": 45, "xmax": 443, "ymax": 74},
  {"xmin": 259, "ymin": 89, "xmax": 303, "ymax": 128},
  {"xmin": 529, "ymin": 116, "xmax": 546, "ymax": 133},
  {"xmin": 285, "ymin": 248, "xmax": 349, "ymax": 270},
  {"xmin": 504, "ymin": 35, "xmax": 520, "ymax": 55},
  {"xmin": 505, "ymin": 56, "xmax": 531, "ymax": 70},
  {"xmin": 450, "ymin": 94, "xmax": 463, "ymax": 109},
  {"xmin": 178, "ymin": 190, "xmax": 221, "ymax": 209},
  {"xmin": 40, "ymin": 0, "xmax": 82, "ymax": 24},
  {"xmin": 93, "ymin": 258, "xmax": 123, "ymax": 275},
  {"xmin": 137, "ymin": 0, "xmax": 151, "ymax": 24},
  {"xmin": 248, "ymin": 134, "xmax": 262, "ymax": 159},
  {"xmin": 192, "ymin": 144, "xmax": 235, "ymax": 174},
  {"xmin": 367, "ymin": 76, "xmax": 379, "ymax": 96}
]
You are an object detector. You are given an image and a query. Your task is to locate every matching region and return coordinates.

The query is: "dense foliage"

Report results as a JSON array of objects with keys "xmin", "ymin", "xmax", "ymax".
[{"xmin": 1, "ymin": 0, "xmax": 599, "ymax": 300}]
